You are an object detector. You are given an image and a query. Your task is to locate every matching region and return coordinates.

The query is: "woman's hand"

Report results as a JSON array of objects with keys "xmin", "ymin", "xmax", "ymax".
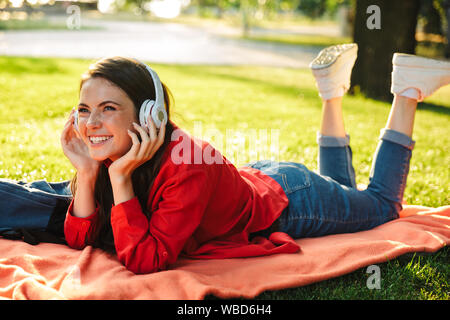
[
  {"xmin": 60, "ymin": 109, "xmax": 101, "ymax": 177},
  {"xmin": 108, "ymin": 117, "xmax": 166, "ymax": 185}
]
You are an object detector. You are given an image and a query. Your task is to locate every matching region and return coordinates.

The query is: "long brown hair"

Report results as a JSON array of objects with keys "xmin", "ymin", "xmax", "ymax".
[{"xmin": 70, "ymin": 56, "xmax": 175, "ymax": 252}]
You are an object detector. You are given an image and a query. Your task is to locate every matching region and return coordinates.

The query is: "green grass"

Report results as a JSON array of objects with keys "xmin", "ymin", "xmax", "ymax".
[
  {"xmin": 0, "ymin": 18, "xmax": 100, "ymax": 31},
  {"xmin": 238, "ymin": 34, "xmax": 447, "ymax": 59},
  {"xmin": 255, "ymin": 250, "xmax": 449, "ymax": 300},
  {"xmin": 0, "ymin": 56, "xmax": 448, "ymax": 299},
  {"xmin": 240, "ymin": 33, "xmax": 352, "ymax": 48}
]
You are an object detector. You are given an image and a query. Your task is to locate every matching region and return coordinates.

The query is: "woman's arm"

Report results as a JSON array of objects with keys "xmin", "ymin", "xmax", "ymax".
[
  {"xmin": 64, "ymin": 170, "xmax": 100, "ymax": 249},
  {"xmin": 110, "ymin": 175, "xmax": 135, "ymax": 206},
  {"xmin": 110, "ymin": 169, "xmax": 212, "ymax": 274},
  {"xmin": 61, "ymin": 109, "xmax": 101, "ymax": 218},
  {"xmin": 61, "ymin": 110, "xmax": 101, "ymax": 248},
  {"xmin": 107, "ymin": 119, "xmax": 164, "ymax": 194},
  {"xmin": 72, "ymin": 170, "xmax": 98, "ymax": 218}
]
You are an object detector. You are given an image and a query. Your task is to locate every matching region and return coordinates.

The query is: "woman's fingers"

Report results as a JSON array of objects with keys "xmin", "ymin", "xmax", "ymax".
[
  {"xmin": 148, "ymin": 120, "xmax": 166, "ymax": 159},
  {"xmin": 146, "ymin": 116, "xmax": 157, "ymax": 141},
  {"xmin": 64, "ymin": 113, "xmax": 74, "ymax": 128},
  {"xmin": 127, "ymin": 129, "xmax": 141, "ymax": 157},
  {"xmin": 64, "ymin": 108, "xmax": 77, "ymax": 129},
  {"xmin": 133, "ymin": 122, "xmax": 150, "ymax": 143},
  {"xmin": 157, "ymin": 120, "xmax": 166, "ymax": 145},
  {"xmin": 62, "ymin": 113, "xmax": 82, "ymax": 141},
  {"xmin": 121, "ymin": 119, "xmax": 166, "ymax": 167},
  {"xmin": 132, "ymin": 122, "xmax": 149, "ymax": 159},
  {"xmin": 133, "ymin": 121, "xmax": 163, "ymax": 159}
]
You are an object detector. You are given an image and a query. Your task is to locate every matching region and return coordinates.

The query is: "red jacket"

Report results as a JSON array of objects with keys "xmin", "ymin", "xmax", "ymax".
[{"xmin": 64, "ymin": 122, "xmax": 300, "ymax": 274}]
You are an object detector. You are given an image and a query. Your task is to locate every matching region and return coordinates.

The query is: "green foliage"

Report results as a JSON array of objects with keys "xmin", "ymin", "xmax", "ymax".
[
  {"xmin": 293, "ymin": 0, "xmax": 351, "ymax": 18},
  {"xmin": 419, "ymin": 0, "xmax": 446, "ymax": 35},
  {"xmin": 296, "ymin": 0, "xmax": 328, "ymax": 18}
]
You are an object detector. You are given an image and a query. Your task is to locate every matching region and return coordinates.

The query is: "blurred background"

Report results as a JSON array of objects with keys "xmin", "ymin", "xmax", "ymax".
[{"xmin": 0, "ymin": 0, "xmax": 449, "ymax": 101}]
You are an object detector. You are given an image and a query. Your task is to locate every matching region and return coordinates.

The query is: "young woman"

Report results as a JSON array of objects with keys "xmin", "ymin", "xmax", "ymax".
[{"xmin": 1, "ymin": 45, "xmax": 449, "ymax": 274}]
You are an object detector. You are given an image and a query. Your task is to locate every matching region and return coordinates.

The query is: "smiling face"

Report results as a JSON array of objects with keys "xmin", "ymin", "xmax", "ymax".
[{"xmin": 77, "ymin": 77, "xmax": 139, "ymax": 162}]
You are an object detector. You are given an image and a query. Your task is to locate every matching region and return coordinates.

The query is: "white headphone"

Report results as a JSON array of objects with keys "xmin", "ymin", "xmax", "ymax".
[
  {"xmin": 74, "ymin": 60, "xmax": 168, "ymax": 131},
  {"xmin": 138, "ymin": 63, "xmax": 168, "ymax": 130}
]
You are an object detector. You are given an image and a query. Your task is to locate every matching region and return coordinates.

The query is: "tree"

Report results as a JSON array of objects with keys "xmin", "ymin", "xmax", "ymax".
[
  {"xmin": 420, "ymin": 0, "xmax": 444, "ymax": 35},
  {"xmin": 296, "ymin": 0, "xmax": 327, "ymax": 18},
  {"xmin": 442, "ymin": 0, "xmax": 450, "ymax": 58},
  {"xmin": 350, "ymin": 0, "xmax": 421, "ymax": 101}
]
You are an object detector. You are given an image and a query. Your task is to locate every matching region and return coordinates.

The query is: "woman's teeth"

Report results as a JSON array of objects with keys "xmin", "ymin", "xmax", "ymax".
[{"xmin": 89, "ymin": 136, "xmax": 112, "ymax": 144}]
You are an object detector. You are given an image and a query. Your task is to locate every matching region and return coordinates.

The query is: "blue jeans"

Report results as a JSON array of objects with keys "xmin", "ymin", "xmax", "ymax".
[
  {"xmin": 0, "ymin": 179, "xmax": 72, "ymax": 234},
  {"xmin": 245, "ymin": 128, "xmax": 415, "ymax": 239}
]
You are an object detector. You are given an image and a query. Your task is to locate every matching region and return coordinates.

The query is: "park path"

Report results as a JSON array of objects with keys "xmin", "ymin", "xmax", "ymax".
[{"xmin": 0, "ymin": 16, "xmax": 325, "ymax": 68}]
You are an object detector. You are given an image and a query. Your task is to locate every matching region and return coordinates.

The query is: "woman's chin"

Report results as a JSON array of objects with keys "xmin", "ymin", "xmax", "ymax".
[
  {"xmin": 89, "ymin": 151, "xmax": 110, "ymax": 162},
  {"xmin": 88, "ymin": 143, "xmax": 129, "ymax": 162}
]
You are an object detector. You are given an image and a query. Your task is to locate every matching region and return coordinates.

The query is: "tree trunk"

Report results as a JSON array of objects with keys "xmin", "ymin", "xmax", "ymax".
[
  {"xmin": 241, "ymin": 0, "xmax": 251, "ymax": 37},
  {"xmin": 444, "ymin": 0, "xmax": 450, "ymax": 58},
  {"xmin": 351, "ymin": 0, "xmax": 421, "ymax": 102}
]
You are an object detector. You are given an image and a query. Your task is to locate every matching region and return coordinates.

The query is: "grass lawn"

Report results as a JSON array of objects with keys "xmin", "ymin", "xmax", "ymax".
[
  {"xmin": 0, "ymin": 17, "xmax": 100, "ymax": 31},
  {"xmin": 237, "ymin": 34, "xmax": 447, "ymax": 58},
  {"xmin": 0, "ymin": 56, "xmax": 448, "ymax": 299},
  {"xmin": 240, "ymin": 33, "xmax": 352, "ymax": 48}
]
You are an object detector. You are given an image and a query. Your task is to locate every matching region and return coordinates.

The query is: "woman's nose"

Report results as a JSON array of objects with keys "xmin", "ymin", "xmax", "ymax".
[{"xmin": 86, "ymin": 111, "xmax": 102, "ymax": 128}]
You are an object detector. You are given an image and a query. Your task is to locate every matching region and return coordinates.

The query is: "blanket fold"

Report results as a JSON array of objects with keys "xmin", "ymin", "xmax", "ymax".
[{"xmin": 0, "ymin": 205, "xmax": 448, "ymax": 300}]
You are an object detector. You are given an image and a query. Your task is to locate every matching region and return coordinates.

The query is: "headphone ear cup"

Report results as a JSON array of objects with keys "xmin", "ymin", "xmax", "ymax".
[
  {"xmin": 139, "ymin": 99, "xmax": 152, "ymax": 128},
  {"xmin": 151, "ymin": 105, "xmax": 168, "ymax": 129}
]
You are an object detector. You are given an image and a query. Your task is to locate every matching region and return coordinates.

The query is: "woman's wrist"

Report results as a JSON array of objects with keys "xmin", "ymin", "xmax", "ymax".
[
  {"xmin": 73, "ymin": 172, "xmax": 98, "ymax": 218},
  {"xmin": 77, "ymin": 163, "xmax": 100, "ymax": 181},
  {"xmin": 109, "ymin": 172, "xmax": 130, "ymax": 185},
  {"xmin": 77, "ymin": 171, "xmax": 98, "ymax": 185},
  {"xmin": 110, "ymin": 174, "xmax": 135, "ymax": 205}
]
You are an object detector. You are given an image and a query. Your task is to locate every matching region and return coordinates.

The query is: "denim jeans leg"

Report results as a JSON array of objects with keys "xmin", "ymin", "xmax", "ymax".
[
  {"xmin": 0, "ymin": 179, "xmax": 72, "ymax": 233},
  {"xmin": 366, "ymin": 128, "xmax": 415, "ymax": 213},
  {"xmin": 317, "ymin": 132, "xmax": 357, "ymax": 188},
  {"xmin": 244, "ymin": 128, "xmax": 415, "ymax": 240},
  {"xmin": 267, "ymin": 128, "xmax": 415, "ymax": 239}
]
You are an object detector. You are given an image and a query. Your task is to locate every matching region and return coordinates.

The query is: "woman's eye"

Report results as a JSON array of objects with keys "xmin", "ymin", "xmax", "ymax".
[
  {"xmin": 105, "ymin": 106, "xmax": 116, "ymax": 111},
  {"xmin": 78, "ymin": 107, "xmax": 89, "ymax": 113}
]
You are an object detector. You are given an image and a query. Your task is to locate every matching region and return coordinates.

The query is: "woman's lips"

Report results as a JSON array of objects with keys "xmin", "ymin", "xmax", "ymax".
[{"xmin": 89, "ymin": 135, "xmax": 113, "ymax": 147}]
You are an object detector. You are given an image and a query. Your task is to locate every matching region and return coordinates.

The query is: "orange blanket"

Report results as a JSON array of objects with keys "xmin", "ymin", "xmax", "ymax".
[{"xmin": 0, "ymin": 205, "xmax": 448, "ymax": 300}]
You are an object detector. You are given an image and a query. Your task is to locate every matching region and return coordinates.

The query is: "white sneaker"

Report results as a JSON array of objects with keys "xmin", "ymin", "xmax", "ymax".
[
  {"xmin": 309, "ymin": 43, "xmax": 358, "ymax": 100},
  {"xmin": 391, "ymin": 53, "xmax": 450, "ymax": 102}
]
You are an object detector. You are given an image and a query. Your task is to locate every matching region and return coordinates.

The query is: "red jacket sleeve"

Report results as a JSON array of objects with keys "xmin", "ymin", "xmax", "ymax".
[
  {"xmin": 64, "ymin": 199, "xmax": 99, "ymax": 249},
  {"xmin": 111, "ymin": 169, "xmax": 212, "ymax": 274}
]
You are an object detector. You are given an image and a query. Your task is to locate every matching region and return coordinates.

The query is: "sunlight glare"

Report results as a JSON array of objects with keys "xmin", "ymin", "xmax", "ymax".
[
  {"xmin": 10, "ymin": 0, "xmax": 24, "ymax": 8},
  {"xmin": 97, "ymin": 0, "xmax": 115, "ymax": 13},
  {"xmin": 145, "ymin": 0, "xmax": 190, "ymax": 19}
]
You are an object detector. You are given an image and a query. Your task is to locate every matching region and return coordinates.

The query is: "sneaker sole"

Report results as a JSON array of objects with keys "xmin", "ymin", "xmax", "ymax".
[
  {"xmin": 393, "ymin": 53, "xmax": 450, "ymax": 71},
  {"xmin": 309, "ymin": 43, "xmax": 358, "ymax": 70}
]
